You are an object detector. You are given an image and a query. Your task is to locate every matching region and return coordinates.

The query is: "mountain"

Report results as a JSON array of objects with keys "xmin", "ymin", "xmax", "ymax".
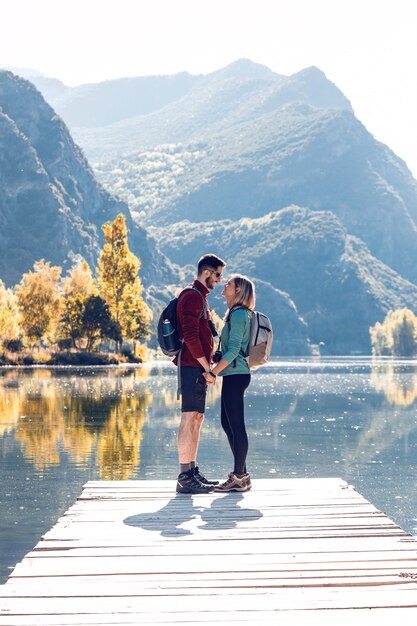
[
  {"xmin": 4, "ymin": 61, "xmax": 417, "ymax": 355},
  {"xmin": 4, "ymin": 67, "xmax": 45, "ymax": 79},
  {"xmin": 150, "ymin": 206, "xmax": 417, "ymax": 354},
  {"xmin": 67, "ymin": 61, "xmax": 352, "ymax": 161},
  {"xmin": 3, "ymin": 67, "xmax": 69, "ymax": 102},
  {"xmin": 0, "ymin": 70, "xmax": 176, "ymax": 292},
  {"xmin": 91, "ymin": 75, "xmax": 417, "ymax": 286},
  {"xmin": 0, "ymin": 68, "xmax": 315, "ymax": 354},
  {"xmin": 29, "ymin": 71, "xmax": 200, "ymax": 130}
]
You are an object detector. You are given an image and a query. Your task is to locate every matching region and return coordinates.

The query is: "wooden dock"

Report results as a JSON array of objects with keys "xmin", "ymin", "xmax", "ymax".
[{"xmin": 1, "ymin": 478, "xmax": 417, "ymax": 625}]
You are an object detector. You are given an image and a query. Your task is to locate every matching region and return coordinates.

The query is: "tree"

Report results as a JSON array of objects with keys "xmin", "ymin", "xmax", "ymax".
[
  {"xmin": 97, "ymin": 214, "xmax": 151, "ymax": 351},
  {"xmin": 63, "ymin": 261, "xmax": 98, "ymax": 298},
  {"xmin": 369, "ymin": 320, "xmax": 392, "ymax": 356},
  {"xmin": 15, "ymin": 260, "xmax": 63, "ymax": 346},
  {"xmin": 60, "ymin": 294, "xmax": 120, "ymax": 352},
  {"xmin": 119, "ymin": 282, "xmax": 151, "ymax": 349},
  {"xmin": 59, "ymin": 261, "xmax": 99, "ymax": 349},
  {"xmin": 82, "ymin": 295, "xmax": 121, "ymax": 351},
  {"xmin": 392, "ymin": 310, "xmax": 417, "ymax": 357},
  {"xmin": 0, "ymin": 280, "xmax": 21, "ymax": 347},
  {"xmin": 370, "ymin": 308, "xmax": 417, "ymax": 357},
  {"xmin": 60, "ymin": 294, "xmax": 86, "ymax": 349}
]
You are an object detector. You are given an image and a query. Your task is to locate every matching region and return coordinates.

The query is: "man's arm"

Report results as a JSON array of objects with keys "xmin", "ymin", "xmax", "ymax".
[{"xmin": 179, "ymin": 293, "xmax": 210, "ymax": 372}]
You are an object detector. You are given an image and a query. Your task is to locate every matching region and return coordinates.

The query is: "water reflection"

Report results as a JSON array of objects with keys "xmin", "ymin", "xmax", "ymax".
[
  {"xmin": 0, "ymin": 368, "xmax": 153, "ymax": 477},
  {"xmin": 0, "ymin": 365, "xmax": 221, "ymax": 478},
  {"xmin": 370, "ymin": 361, "xmax": 417, "ymax": 406}
]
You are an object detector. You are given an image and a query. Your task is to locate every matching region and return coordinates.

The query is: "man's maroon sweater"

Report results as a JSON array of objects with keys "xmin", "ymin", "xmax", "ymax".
[{"xmin": 173, "ymin": 280, "xmax": 213, "ymax": 367}]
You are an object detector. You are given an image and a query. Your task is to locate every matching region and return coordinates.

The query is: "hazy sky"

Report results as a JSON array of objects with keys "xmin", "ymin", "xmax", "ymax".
[{"xmin": 1, "ymin": 0, "xmax": 417, "ymax": 176}]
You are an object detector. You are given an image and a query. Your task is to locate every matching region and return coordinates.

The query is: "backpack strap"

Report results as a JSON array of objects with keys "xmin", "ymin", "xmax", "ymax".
[
  {"xmin": 178, "ymin": 286, "xmax": 208, "ymax": 319},
  {"xmin": 225, "ymin": 304, "xmax": 246, "ymax": 324},
  {"xmin": 225, "ymin": 305, "xmax": 251, "ymax": 367},
  {"xmin": 177, "ymin": 349, "xmax": 182, "ymax": 400}
]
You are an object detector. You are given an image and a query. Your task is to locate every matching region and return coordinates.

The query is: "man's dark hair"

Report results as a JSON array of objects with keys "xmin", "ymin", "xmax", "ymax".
[{"xmin": 197, "ymin": 254, "xmax": 226, "ymax": 275}]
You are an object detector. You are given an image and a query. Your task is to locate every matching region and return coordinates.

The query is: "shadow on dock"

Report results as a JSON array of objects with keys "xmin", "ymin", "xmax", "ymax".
[{"xmin": 123, "ymin": 493, "xmax": 263, "ymax": 537}]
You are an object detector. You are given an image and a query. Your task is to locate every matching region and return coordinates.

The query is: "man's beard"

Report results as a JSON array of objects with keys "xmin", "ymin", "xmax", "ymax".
[{"xmin": 205, "ymin": 276, "xmax": 215, "ymax": 290}]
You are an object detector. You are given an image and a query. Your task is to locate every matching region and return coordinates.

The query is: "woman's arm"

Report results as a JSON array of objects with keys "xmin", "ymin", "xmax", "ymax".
[
  {"xmin": 210, "ymin": 356, "xmax": 230, "ymax": 377},
  {"xmin": 211, "ymin": 310, "xmax": 247, "ymax": 376}
]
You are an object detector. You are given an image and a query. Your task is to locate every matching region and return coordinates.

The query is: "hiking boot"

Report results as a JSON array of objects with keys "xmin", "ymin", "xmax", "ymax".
[
  {"xmin": 176, "ymin": 469, "xmax": 214, "ymax": 494},
  {"xmin": 193, "ymin": 466, "xmax": 219, "ymax": 486},
  {"xmin": 214, "ymin": 472, "xmax": 252, "ymax": 493}
]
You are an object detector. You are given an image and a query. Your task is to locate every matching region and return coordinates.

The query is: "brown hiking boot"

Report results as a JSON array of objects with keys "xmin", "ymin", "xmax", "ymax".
[{"xmin": 214, "ymin": 472, "xmax": 252, "ymax": 492}]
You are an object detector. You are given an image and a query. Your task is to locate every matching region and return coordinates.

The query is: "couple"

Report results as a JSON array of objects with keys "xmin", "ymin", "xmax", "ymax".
[{"xmin": 174, "ymin": 253, "xmax": 254, "ymax": 495}]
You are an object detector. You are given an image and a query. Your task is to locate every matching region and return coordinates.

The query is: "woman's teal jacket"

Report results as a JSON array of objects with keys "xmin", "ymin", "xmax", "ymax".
[{"xmin": 218, "ymin": 307, "xmax": 251, "ymax": 376}]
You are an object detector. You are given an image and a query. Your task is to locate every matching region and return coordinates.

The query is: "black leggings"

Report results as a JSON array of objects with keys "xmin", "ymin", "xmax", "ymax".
[{"xmin": 220, "ymin": 374, "xmax": 251, "ymax": 476}]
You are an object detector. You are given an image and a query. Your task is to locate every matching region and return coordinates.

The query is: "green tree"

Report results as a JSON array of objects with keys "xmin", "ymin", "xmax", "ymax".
[
  {"xmin": 59, "ymin": 262, "xmax": 99, "ymax": 349},
  {"xmin": 16, "ymin": 260, "xmax": 63, "ymax": 346},
  {"xmin": 97, "ymin": 214, "xmax": 151, "ymax": 351},
  {"xmin": 60, "ymin": 294, "xmax": 86, "ymax": 349},
  {"xmin": 83, "ymin": 295, "xmax": 121, "ymax": 351},
  {"xmin": 60, "ymin": 294, "xmax": 121, "ymax": 352},
  {"xmin": 392, "ymin": 310, "xmax": 417, "ymax": 357}
]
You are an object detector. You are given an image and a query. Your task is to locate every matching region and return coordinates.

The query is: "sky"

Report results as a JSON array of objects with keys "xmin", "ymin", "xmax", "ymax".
[{"xmin": 1, "ymin": 0, "xmax": 417, "ymax": 176}]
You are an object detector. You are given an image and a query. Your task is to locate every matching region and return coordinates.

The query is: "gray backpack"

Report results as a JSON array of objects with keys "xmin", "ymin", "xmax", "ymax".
[
  {"xmin": 226, "ymin": 307, "xmax": 273, "ymax": 370},
  {"xmin": 246, "ymin": 310, "xmax": 273, "ymax": 370}
]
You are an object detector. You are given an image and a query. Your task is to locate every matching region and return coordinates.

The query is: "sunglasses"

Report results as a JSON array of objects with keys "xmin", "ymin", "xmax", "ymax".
[{"xmin": 209, "ymin": 270, "xmax": 222, "ymax": 279}]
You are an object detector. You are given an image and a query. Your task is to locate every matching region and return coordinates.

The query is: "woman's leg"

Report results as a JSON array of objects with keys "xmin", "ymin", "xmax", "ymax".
[
  {"xmin": 221, "ymin": 382, "xmax": 235, "ymax": 457},
  {"xmin": 221, "ymin": 374, "xmax": 251, "ymax": 476}
]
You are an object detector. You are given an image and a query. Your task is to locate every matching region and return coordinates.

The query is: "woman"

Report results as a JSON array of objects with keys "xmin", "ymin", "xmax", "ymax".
[{"xmin": 204, "ymin": 274, "xmax": 255, "ymax": 492}]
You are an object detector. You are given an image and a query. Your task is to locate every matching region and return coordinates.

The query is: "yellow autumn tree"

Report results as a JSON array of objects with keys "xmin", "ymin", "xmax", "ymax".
[
  {"xmin": 97, "ymin": 214, "xmax": 151, "ymax": 352},
  {"xmin": 0, "ymin": 280, "xmax": 21, "ymax": 347},
  {"xmin": 15, "ymin": 260, "xmax": 63, "ymax": 346},
  {"xmin": 63, "ymin": 261, "xmax": 98, "ymax": 298},
  {"xmin": 370, "ymin": 308, "xmax": 417, "ymax": 357}
]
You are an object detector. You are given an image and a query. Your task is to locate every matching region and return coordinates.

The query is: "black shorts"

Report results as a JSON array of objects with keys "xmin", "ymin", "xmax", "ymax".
[{"xmin": 180, "ymin": 366, "xmax": 207, "ymax": 414}]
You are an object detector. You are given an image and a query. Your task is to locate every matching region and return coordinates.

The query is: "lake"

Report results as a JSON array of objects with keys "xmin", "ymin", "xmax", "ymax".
[{"xmin": 1, "ymin": 358, "xmax": 417, "ymax": 583}]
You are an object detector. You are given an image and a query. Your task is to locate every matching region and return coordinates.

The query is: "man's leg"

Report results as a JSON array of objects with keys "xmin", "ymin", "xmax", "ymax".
[
  {"xmin": 176, "ymin": 367, "xmax": 213, "ymax": 493},
  {"xmin": 176, "ymin": 411, "xmax": 212, "ymax": 493},
  {"xmin": 178, "ymin": 411, "xmax": 204, "ymax": 468}
]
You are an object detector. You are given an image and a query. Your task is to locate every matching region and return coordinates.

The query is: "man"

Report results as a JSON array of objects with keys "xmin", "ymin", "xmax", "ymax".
[{"xmin": 174, "ymin": 253, "xmax": 226, "ymax": 494}]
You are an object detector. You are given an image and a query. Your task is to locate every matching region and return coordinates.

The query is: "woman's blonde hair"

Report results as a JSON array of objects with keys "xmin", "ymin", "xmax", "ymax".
[{"xmin": 228, "ymin": 274, "xmax": 255, "ymax": 311}]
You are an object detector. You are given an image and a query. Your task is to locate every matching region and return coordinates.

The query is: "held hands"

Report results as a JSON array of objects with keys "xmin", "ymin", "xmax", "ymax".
[{"xmin": 203, "ymin": 371, "xmax": 217, "ymax": 385}]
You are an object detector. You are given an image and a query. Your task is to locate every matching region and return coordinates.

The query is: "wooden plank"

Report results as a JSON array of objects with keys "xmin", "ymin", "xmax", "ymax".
[
  {"xmin": 32, "ymin": 539, "xmax": 417, "ymax": 555},
  {"xmin": 25, "ymin": 545, "xmax": 417, "ymax": 560},
  {"xmin": 0, "ymin": 570, "xmax": 416, "ymax": 599},
  {"xmin": 82, "ymin": 477, "xmax": 349, "ymax": 489},
  {"xmin": 3, "ymin": 569, "xmax": 417, "ymax": 588},
  {"xmin": 0, "ymin": 608, "xmax": 415, "ymax": 626},
  {"xmin": 9, "ymin": 556, "xmax": 417, "ymax": 579},
  {"xmin": 2, "ymin": 586, "xmax": 417, "ymax": 609},
  {"xmin": 2, "ymin": 607, "xmax": 417, "ymax": 626},
  {"xmin": 65, "ymin": 501, "xmax": 377, "ymax": 511}
]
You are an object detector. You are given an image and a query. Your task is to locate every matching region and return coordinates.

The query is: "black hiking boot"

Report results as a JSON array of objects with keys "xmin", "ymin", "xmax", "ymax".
[
  {"xmin": 176, "ymin": 469, "xmax": 214, "ymax": 494},
  {"xmin": 193, "ymin": 466, "xmax": 219, "ymax": 486}
]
